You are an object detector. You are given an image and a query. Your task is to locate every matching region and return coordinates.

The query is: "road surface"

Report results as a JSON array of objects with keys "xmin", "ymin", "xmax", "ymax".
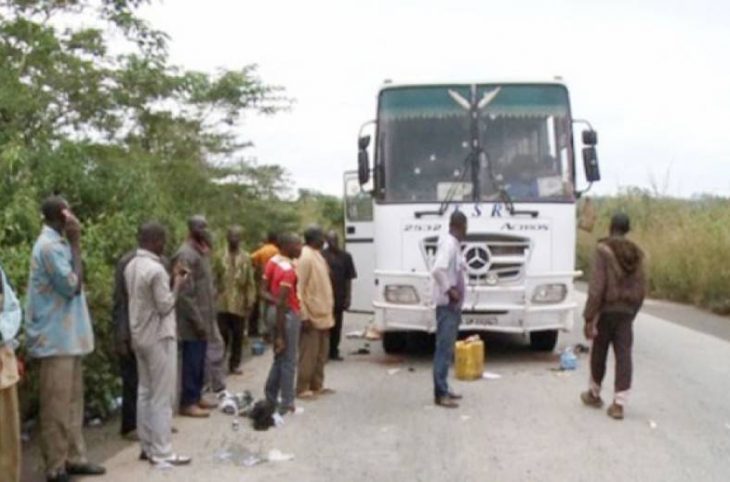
[{"xmin": 23, "ymin": 293, "xmax": 730, "ymax": 481}]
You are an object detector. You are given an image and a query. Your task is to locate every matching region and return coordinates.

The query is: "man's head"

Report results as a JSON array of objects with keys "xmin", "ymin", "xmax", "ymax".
[
  {"xmin": 138, "ymin": 221, "xmax": 167, "ymax": 256},
  {"xmin": 278, "ymin": 233, "xmax": 302, "ymax": 259},
  {"xmin": 266, "ymin": 231, "xmax": 278, "ymax": 246},
  {"xmin": 609, "ymin": 213, "xmax": 631, "ymax": 237},
  {"xmin": 449, "ymin": 210, "xmax": 468, "ymax": 241},
  {"xmin": 303, "ymin": 225, "xmax": 325, "ymax": 250},
  {"xmin": 325, "ymin": 230, "xmax": 340, "ymax": 252},
  {"xmin": 188, "ymin": 215, "xmax": 211, "ymax": 247},
  {"xmin": 41, "ymin": 195, "xmax": 70, "ymax": 232},
  {"xmin": 227, "ymin": 225, "xmax": 243, "ymax": 250}
]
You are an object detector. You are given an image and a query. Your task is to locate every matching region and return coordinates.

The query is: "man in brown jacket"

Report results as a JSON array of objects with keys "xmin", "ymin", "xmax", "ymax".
[
  {"xmin": 581, "ymin": 213, "xmax": 646, "ymax": 420},
  {"xmin": 296, "ymin": 226, "xmax": 335, "ymax": 399}
]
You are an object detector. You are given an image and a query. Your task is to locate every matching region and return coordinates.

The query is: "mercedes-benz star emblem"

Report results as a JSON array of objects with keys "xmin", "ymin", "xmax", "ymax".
[{"xmin": 464, "ymin": 245, "xmax": 491, "ymax": 274}]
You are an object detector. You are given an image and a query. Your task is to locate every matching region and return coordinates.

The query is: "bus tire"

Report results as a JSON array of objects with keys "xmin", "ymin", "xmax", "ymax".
[
  {"xmin": 529, "ymin": 330, "xmax": 558, "ymax": 351},
  {"xmin": 383, "ymin": 332, "xmax": 407, "ymax": 354}
]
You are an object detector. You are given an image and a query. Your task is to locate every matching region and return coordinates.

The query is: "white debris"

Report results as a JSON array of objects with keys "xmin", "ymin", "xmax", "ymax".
[
  {"xmin": 294, "ymin": 407, "xmax": 305, "ymax": 415},
  {"xmin": 267, "ymin": 449, "xmax": 294, "ymax": 462},
  {"xmin": 482, "ymin": 372, "xmax": 502, "ymax": 380},
  {"xmin": 648, "ymin": 420, "xmax": 658, "ymax": 430},
  {"xmin": 460, "ymin": 415, "xmax": 471, "ymax": 422},
  {"xmin": 387, "ymin": 368, "xmax": 401, "ymax": 376}
]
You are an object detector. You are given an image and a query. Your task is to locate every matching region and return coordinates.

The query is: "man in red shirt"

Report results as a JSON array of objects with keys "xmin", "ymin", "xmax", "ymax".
[{"xmin": 263, "ymin": 234, "xmax": 302, "ymax": 415}]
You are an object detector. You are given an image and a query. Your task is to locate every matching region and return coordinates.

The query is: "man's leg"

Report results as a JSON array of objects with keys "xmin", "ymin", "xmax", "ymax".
[
  {"xmin": 0, "ymin": 384, "xmax": 21, "ymax": 482},
  {"xmin": 433, "ymin": 306, "xmax": 459, "ymax": 399},
  {"xmin": 329, "ymin": 309, "xmax": 344, "ymax": 359},
  {"xmin": 297, "ymin": 328, "xmax": 317, "ymax": 394},
  {"xmin": 217, "ymin": 312, "xmax": 231, "ymax": 362},
  {"xmin": 119, "ymin": 352, "xmax": 138, "ymax": 436},
  {"xmin": 39, "ymin": 356, "xmax": 74, "ymax": 477},
  {"xmin": 145, "ymin": 339, "xmax": 176, "ymax": 459},
  {"xmin": 612, "ymin": 315, "xmax": 635, "ymax": 406},
  {"xmin": 589, "ymin": 313, "xmax": 614, "ymax": 397},
  {"xmin": 67, "ymin": 357, "xmax": 88, "ymax": 466},
  {"xmin": 180, "ymin": 341, "xmax": 204, "ymax": 408},
  {"xmin": 229, "ymin": 313, "xmax": 245, "ymax": 372},
  {"xmin": 136, "ymin": 348, "xmax": 152, "ymax": 457},
  {"xmin": 280, "ymin": 312, "xmax": 301, "ymax": 409},
  {"xmin": 312, "ymin": 329, "xmax": 330, "ymax": 392},
  {"xmin": 205, "ymin": 324, "xmax": 226, "ymax": 393}
]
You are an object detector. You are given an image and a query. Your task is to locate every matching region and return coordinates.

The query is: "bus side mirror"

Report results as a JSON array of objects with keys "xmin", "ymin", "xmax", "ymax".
[
  {"xmin": 582, "ymin": 147, "xmax": 600, "ymax": 183},
  {"xmin": 582, "ymin": 130, "xmax": 598, "ymax": 146},
  {"xmin": 358, "ymin": 135, "xmax": 371, "ymax": 150},
  {"xmin": 358, "ymin": 150, "xmax": 370, "ymax": 185}
]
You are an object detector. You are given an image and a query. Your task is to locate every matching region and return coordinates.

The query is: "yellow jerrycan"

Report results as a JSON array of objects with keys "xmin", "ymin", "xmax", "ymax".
[{"xmin": 455, "ymin": 335, "xmax": 485, "ymax": 380}]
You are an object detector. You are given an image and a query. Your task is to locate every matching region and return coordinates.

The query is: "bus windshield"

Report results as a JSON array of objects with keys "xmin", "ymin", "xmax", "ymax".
[{"xmin": 377, "ymin": 84, "xmax": 575, "ymax": 203}]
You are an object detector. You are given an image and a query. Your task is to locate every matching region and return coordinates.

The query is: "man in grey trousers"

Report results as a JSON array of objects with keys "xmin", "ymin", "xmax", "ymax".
[
  {"xmin": 264, "ymin": 234, "xmax": 302, "ymax": 415},
  {"xmin": 125, "ymin": 222, "xmax": 191, "ymax": 467}
]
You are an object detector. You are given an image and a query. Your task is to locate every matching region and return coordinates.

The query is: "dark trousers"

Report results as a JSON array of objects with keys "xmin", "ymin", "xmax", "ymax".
[
  {"xmin": 119, "ymin": 352, "xmax": 138, "ymax": 435},
  {"xmin": 180, "ymin": 340, "xmax": 207, "ymax": 408},
  {"xmin": 218, "ymin": 312, "xmax": 245, "ymax": 371},
  {"xmin": 329, "ymin": 308, "xmax": 344, "ymax": 358},
  {"xmin": 248, "ymin": 295, "xmax": 261, "ymax": 337},
  {"xmin": 590, "ymin": 312, "xmax": 635, "ymax": 403}
]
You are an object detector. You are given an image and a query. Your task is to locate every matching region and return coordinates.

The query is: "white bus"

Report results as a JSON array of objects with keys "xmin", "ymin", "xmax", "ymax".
[{"xmin": 346, "ymin": 80, "xmax": 600, "ymax": 353}]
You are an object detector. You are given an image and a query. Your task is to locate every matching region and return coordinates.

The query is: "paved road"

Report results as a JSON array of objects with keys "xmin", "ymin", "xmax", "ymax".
[{"xmin": 29, "ymin": 293, "xmax": 730, "ymax": 482}]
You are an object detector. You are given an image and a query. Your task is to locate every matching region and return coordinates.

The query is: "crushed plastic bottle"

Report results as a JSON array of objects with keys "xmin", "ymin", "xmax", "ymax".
[{"xmin": 560, "ymin": 347, "xmax": 577, "ymax": 370}]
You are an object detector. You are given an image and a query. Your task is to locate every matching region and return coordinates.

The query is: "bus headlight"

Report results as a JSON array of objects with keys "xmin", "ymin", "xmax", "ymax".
[
  {"xmin": 532, "ymin": 284, "xmax": 567, "ymax": 304},
  {"xmin": 384, "ymin": 285, "xmax": 420, "ymax": 305}
]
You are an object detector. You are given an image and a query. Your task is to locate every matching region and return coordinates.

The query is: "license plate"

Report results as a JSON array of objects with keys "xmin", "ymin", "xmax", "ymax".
[{"xmin": 464, "ymin": 316, "xmax": 498, "ymax": 327}]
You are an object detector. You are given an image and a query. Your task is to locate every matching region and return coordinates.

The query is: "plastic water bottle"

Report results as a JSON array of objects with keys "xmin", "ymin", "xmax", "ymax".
[
  {"xmin": 560, "ymin": 347, "xmax": 577, "ymax": 370},
  {"xmin": 232, "ymin": 413, "xmax": 240, "ymax": 432}
]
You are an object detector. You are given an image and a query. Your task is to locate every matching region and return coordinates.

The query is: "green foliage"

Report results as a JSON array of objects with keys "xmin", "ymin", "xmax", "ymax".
[
  {"xmin": 0, "ymin": 0, "xmax": 340, "ymax": 419},
  {"xmin": 578, "ymin": 190, "xmax": 730, "ymax": 314}
]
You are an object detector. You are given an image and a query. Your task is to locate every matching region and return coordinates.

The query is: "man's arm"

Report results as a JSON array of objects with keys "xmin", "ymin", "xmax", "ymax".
[
  {"xmin": 430, "ymin": 238, "xmax": 452, "ymax": 299},
  {"xmin": 273, "ymin": 285, "xmax": 290, "ymax": 354},
  {"xmin": 151, "ymin": 268, "xmax": 178, "ymax": 317},
  {"xmin": 583, "ymin": 246, "xmax": 608, "ymax": 323},
  {"xmin": 242, "ymin": 257, "xmax": 257, "ymax": 311},
  {"xmin": 296, "ymin": 255, "xmax": 313, "ymax": 323},
  {"xmin": 112, "ymin": 255, "xmax": 132, "ymax": 355},
  {"xmin": 174, "ymin": 251, "xmax": 207, "ymax": 338},
  {"xmin": 344, "ymin": 253, "xmax": 357, "ymax": 310},
  {"xmin": 41, "ymin": 243, "xmax": 81, "ymax": 299}
]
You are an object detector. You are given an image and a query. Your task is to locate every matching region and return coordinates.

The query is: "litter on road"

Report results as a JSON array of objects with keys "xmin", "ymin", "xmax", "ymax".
[
  {"xmin": 387, "ymin": 368, "xmax": 401, "ymax": 376},
  {"xmin": 267, "ymin": 449, "xmax": 294, "ymax": 462},
  {"xmin": 482, "ymin": 372, "xmax": 502, "ymax": 380},
  {"xmin": 648, "ymin": 420, "xmax": 658, "ymax": 430}
]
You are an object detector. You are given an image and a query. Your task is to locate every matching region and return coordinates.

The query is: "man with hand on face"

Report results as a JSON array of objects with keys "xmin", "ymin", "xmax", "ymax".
[
  {"xmin": 263, "ymin": 234, "xmax": 303, "ymax": 415},
  {"xmin": 215, "ymin": 226, "xmax": 256, "ymax": 375},
  {"xmin": 322, "ymin": 231, "xmax": 357, "ymax": 361},
  {"xmin": 431, "ymin": 211, "xmax": 468, "ymax": 409},
  {"xmin": 296, "ymin": 226, "xmax": 335, "ymax": 400},
  {"xmin": 125, "ymin": 222, "xmax": 191, "ymax": 468},
  {"xmin": 26, "ymin": 196, "xmax": 105, "ymax": 481},
  {"xmin": 174, "ymin": 215, "xmax": 219, "ymax": 417}
]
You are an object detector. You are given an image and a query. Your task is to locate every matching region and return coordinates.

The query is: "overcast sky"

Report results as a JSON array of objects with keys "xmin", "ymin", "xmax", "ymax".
[{"xmin": 141, "ymin": 0, "xmax": 730, "ymax": 198}]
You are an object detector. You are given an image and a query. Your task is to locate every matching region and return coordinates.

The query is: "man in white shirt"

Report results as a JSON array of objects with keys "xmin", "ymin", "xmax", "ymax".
[
  {"xmin": 125, "ymin": 222, "xmax": 191, "ymax": 467},
  {"xmin": 431, "ymin": 211, "xmax": 468, "ymax": 408}
]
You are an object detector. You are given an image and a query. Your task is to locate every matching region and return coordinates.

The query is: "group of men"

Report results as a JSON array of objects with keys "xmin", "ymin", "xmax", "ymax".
[
  {"xmin": 0, "ymin": 195, "xmax": 645, "ymax": 482},
  {"xmin": 0, "ymin": 196, "xmax": 357, "ymax": 481}
]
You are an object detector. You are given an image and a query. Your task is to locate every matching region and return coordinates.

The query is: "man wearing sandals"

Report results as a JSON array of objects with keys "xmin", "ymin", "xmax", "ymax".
[
  {"xmin": 581, "ymin": 213, "xmax": 646, "ymax": 420},
  {"xmin": 125, "ymin": 222, "xmax": 191, "ymax": 467},
  {"xmin": 296, "ymin": 226, "xmax": 335, "ymax": 400}
]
